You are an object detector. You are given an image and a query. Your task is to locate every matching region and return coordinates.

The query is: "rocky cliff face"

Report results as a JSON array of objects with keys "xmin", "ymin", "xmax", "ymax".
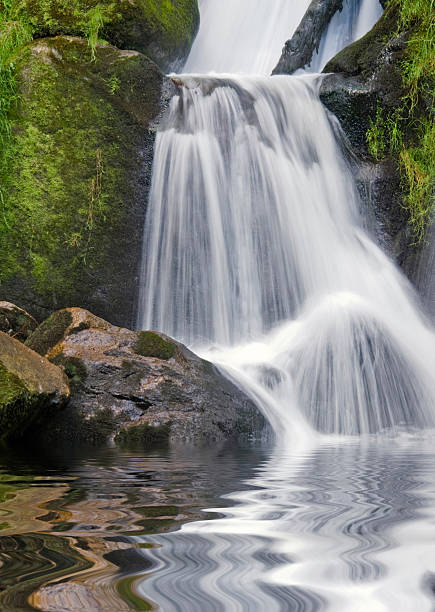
[
  {"xmin": 319, "ymin": 0, "xmax": 432, "ymax": 277},
  {"xmin": 0, "ymin": 1, "xmax": 198, "ymax": 327}
]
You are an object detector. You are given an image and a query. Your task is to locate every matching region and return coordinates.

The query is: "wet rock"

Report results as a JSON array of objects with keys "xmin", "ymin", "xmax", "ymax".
[
  {"xmin": 27, "ymin": 308, "xmax": 265, "ymax": 445},
  {"xmin": 0, "ymin": 331, "xmax": 69, "ymax": 441},
  {"xmin": 0, "ymin": 302, "xmax": 37, "ymax": 342},
  {"xmin": 273, "ymin": 0, "xmax": 343, "ymax": 75}
]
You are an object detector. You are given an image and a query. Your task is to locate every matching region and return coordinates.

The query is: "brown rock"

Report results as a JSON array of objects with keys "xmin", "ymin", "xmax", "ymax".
[
  {"xmin": 26, "ymin": 308, "xmax": 265, "ymax": 445},
  {"xmin": 0, "ymin": 301, "xmax": 38, "ymax": 342},
  {"xmin": 0, "ymin": 331, "xmax": 69, "ymax": 440}
]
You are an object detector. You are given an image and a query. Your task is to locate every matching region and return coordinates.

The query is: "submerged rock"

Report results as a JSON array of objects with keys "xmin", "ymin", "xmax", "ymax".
[
  {"xmin": 12, "ymin": 0, "xmax": 199, "ymax": 72},
  {"xmin": 273, "ymin": 0, "xmax": 343, "ymax": 75},
  {"xmin": 0, "ymin": 36, "xmax": 173, "ymax": 328},
  {"xmin": 0, "ymin": 331, "xmax": 69, "ymax": 441},
  {"xmin": 0, "ymin": 302, "xmax": 37, "ymax": 342},
  {"xmin": 26, "ymin": 308, "xmax": 264, "ymax": 445}
]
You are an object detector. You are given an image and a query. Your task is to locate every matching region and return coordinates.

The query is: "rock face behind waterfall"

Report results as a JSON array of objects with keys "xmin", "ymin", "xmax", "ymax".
[
  {"xmin": 25, "ymin": 309, "xmax": 265, "ymax": 445},
  {"xmin": 0, "ymin": 1, "xmax": 198, "ymax": 328},
  {"xmin": 318, "ymin": 2, "xmax": 429, "ymax": 274},
  {"xmin": 273, "ymin": 0, "xmax": 344, "ymax": 75},
  {"xmin": 0, "ymin": 331, "xmax": 69, "ymax": 441}
]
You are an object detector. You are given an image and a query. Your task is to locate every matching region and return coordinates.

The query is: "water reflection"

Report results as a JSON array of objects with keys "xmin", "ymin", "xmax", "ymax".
[
  {"xmin": 138, "ymin": 434, "xmax": 435, "ymax": 612},
  {"xmin": 1, "ymin": 436, "xmax": 435, "ymax": 611},
  {"xmin": 0, "ymin": 442, "xmax": 266, "ymax": 611}
]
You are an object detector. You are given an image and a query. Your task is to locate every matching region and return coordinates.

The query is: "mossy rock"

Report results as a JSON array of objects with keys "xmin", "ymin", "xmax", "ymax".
[
  {"xmin": 0, "ymin": 301, "xmax": 37, "ymax": 341},
  {"xmin": 0, "ymin": 331, "xmax": 69, "ymax": 440},
  {"xmin": 0, "ymin": 36, "xmax": 164, "ymax": 326},
  {"xmin": 116, "ymin": 422, "xmax": 170, "ymax": 446},
  {"xmin": 10, "ymin": 0, "xmax": 199, "ymax": 71},
  {"xmin": 133, "ymin": 331, "xmax": 176, "ymax": 360},
  {"xmin": 51, "ymin": 354, "xmax": 88, "ymax": 390},
  {"xmin": 25, "ymin": 310, "xmax": 73, "ymax": 356}
]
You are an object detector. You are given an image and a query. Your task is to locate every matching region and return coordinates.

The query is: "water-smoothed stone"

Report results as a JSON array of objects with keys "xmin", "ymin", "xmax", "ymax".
[
  {"xmin": 0, "ymin": 302, "xmax": 37, "ymax": 342},
  {"xmin": 11, "ymin": 0, "xmax": 199, "ymax": 72},
  {"xmin": 0, "ymin": 36, "xmax": 174, "ymax": 328},
  {"xmin": 27, "ymin": 308, "xmax": 265, "ymax": 445},
  {"xmin": 0, "ymin": 331, "xmax": 69, "ymax": 441},
  {"xmin": 273, "ymin": 0, "xmax": 343, "ymax": 75}
]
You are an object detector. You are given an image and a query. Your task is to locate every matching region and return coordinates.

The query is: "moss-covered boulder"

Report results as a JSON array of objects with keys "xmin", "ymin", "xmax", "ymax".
[
  {"xmin": 0, "ymin": 331, "xmax": 69, "ymax": 440},
  {"xmin": 0, "ymin": 301, "xmax": 37, "ymax": 341},
  {"xmin": 26, "ymin": 308, "xmax": 265, "ymax": 445},
  {"xmin": 319, "ymin": 0, "xmax": 433, "ymax": 277},
  {"xmin": 0, "ymin": 36, "xmax": 170, "ymax": 326},
  {"xmin": 10, "ymin": 0, "xmax": 199, "ymax": 71}
]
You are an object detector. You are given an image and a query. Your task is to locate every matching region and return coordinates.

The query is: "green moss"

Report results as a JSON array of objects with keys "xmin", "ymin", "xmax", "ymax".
[
  {"xmin": 363, "ymin": 0, "xmax": 434, "ymax": 242},
  {"xmin": 80, "ymin": 408, "xmax": 117, "ymax": 443},
  {"xmin": 25, "ymin": 310, "xmax": 73, "ymax": 355},
  {"xmin": 67, "ymin": 321, "xmax": 91, "ymax": 335},
  {"xmin": 7, "ymin": 0, "xmax": 199, "ymax": 70},
  {"xmin": 116, "ymin": 422, "xmax": 170, "ymax": 446},
  {"xmin": 117, "ymin": 575, "xmax": 153, "ymax": 611},
  {"xmin": 0, "ymin": 37, "xmax": 162, "ymax": 320},
  {"xmin": 133, "ymin": 331, "xmax": 175, "ymax": 360},
  {"xmin": 51, "ymin": 354, "xmax": 88, "ymax": 390},
  {"xmin": 0, "ymin": 362, "xmax": 35, "ymax": 440},
  {"xmin": 0, "ymin": 362, "xmax": 27, "ymax": 406}
]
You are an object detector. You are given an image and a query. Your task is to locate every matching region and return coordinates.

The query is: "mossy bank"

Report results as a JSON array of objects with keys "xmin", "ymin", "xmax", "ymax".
[
  {"xmin": 0, "ymin": 1, "xmax": 199, "ymax": 326},
  {"xmin": 320, "ymin": 0, "xmax": 434, "ymax": 271}
]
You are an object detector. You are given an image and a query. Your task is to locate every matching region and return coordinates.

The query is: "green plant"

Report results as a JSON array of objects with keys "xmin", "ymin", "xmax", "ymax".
[
  {"xmin": 84, "ymin": 4, "xmax": 113, "ymax": 60},
  {"xmin": 366, "ymin": 0, "xmax": 434, "ymax": 241},
  {"xmin": 367, "ymin": 104, "xmax": 387, "ymax": 160},
  {"xmin": 105, "ymin": 74, "xmax": 120, "ymax": 95}
]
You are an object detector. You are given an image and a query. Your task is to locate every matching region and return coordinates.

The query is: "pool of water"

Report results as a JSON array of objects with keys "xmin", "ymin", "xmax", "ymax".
[{"xmin": 1, "ymin": 434, "xmax": 435, "ymax": 611}]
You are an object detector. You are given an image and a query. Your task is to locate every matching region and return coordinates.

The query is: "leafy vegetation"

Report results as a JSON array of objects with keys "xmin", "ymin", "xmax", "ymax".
[{"xmin": 366, "ymin": 0, "xmax": 434, "ymax": 242}]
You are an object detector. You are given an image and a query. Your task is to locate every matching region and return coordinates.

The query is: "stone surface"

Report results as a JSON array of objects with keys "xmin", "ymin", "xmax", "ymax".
[
  {"xmin": 0, "ymin": 36, "xmax": 175, "ymax": 328},
  {"xmin": 273, "ymin": 0, "xmax": 343, "ymax": 75},
  {"xmin": 26, "ymin": 308, "xmax": 265, "ymax": 445},
  {"xmin": 0, "ymin": 331, "xmax": 69, "ymax": 441},
  {"xmin": 0, "ymin": 301, "xmax": 37, "ymax": 341}
]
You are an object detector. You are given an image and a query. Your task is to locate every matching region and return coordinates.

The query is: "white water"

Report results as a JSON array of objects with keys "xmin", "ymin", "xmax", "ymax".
[
  {"xmin": 304, "ymin": 0, "xmax": 383, "ymax": 73},
  {"xmin": 136, "ymin": 0, "xmax": 435, "ymax": 608},
  {"xmin": 138, "ymin": 68, "xmax": 435, "ymax": 438},
  {"xmin": 184, "ymin": 0, "xmax": 311, "ymax": 75}
]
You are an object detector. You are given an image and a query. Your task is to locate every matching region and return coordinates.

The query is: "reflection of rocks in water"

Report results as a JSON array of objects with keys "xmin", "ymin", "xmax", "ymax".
[
  {"xmin": 0, "ymin": 533, "xmax": 92, "ymax": 611},
  {"xmin": 0, "ymin": 442, "xmax": 265, "ymax": 611}
]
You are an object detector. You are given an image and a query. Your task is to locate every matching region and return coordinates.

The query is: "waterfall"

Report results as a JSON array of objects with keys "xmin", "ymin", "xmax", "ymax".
[
  {"xmin": 304, "ymin": 0, "xmax": 383, "ymax": 73},
  {"xmin": 184, "ymin": 0, "xmax": 312, "ymax": 75},
  {"xmin": 138, "ymin": 0, "xmax": 435, "ymax": 438}
]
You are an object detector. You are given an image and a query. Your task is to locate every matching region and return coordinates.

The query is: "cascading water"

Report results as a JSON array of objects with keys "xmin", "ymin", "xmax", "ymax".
[
  {"xmin": 303, "ymin": 0, "xmax": 383, "ymax": 73},
  {"xmin": 133, "ymin": 2, "xmax": 435, "ymax": 610},
  {"xmin": 138, "ymin": 0, "xmax": 435, "ymax": 439},
  {"xmin": 184, "ymin": 0, "xmax": 311, "ymax": 75}
]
